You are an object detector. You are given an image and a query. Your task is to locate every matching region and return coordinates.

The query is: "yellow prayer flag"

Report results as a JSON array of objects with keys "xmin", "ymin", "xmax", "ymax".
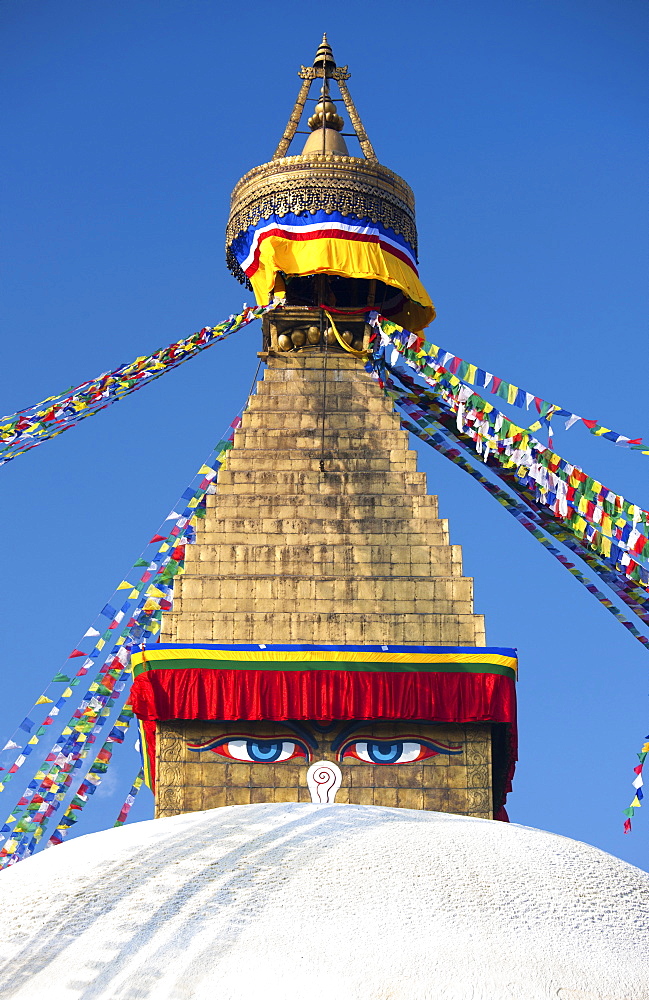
[
  {"xmin": 35, "ymin": 695, "xmax": 53, "ymax": 706},
  {"xmin": 159, "ymin": 542, "xmax": 170, "ymax": 552},
  {"xmin": 507, "ymin": 383, "xmax": 518, "ymax": 405},
  {"xmin": 198, "ymin": 465, "xmax": 213, "ymax": 475},
  {"xmin": 62, "ymin": 687, "xmax": 73, "ymax": 698},
  {"xmin": 466, "ymin": 364, "xmax": 477, "ymax": 384},
  {"xmin": 129, "ymin": 589, "xmax": 139, "ymax": 599},
  {"xmin": 528, "ymin": 420, "xmax": 542, "ymax": 432},
  {"xmin": 61, "ymin": 726, "xmax": 73, "ymax": 736},
  {"xmin": 96, "ymin": 638, "xmax": 105, "ymax": 650},
  {"xmin": 117, "ymin": 580, "xmax": 132, "ymax": 590},
  {"xmin": 631, "ymin": 796, "xmax": 642, "ymax": 808},
  {"xmin": 28, "ymin": 737, "xmax": 39, "ymax": 745}
]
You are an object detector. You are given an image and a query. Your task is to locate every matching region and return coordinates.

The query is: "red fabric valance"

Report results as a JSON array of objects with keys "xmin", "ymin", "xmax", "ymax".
[
  {"xmin": 132, "ymin": 667, "xmax": 517, "ymax": 802},
  {"xmin": 131, "ymin": 667, "xmax": 516, "ymax": 724}
]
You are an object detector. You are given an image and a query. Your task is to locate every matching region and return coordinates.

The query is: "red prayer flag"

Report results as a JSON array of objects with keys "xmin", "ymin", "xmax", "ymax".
[
  {"xmin": 68, "ymin": 649, "xmax": 86, "ymax": 658},
  {"xmin": 150, "ymin": 534, "xmax": 166, "ymax": 543}
]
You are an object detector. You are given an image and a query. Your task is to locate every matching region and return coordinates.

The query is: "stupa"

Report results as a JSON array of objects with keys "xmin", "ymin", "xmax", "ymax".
[
  {"xmin": 1, "ymin": 36, "xmax": 648, "ymax": 1000},
  {"xmin": 130, "ymin": 35, "xmax": 517, "ymax": 823}
]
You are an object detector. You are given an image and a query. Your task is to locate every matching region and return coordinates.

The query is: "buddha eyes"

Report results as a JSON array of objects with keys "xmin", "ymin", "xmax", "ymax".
[
  {"xmin": 188, "ymin": 737, "xmax": 310, "ymax": 763},
  {"xmin": 338, "ymin": 738, "xmax": 463, "ymax": 765},
  {"xmin": 187, "ymin": 735, "xmax": 463, "ymax": 765}
]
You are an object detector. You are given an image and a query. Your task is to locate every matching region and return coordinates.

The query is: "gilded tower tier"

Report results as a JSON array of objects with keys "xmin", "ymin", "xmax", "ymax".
[{"xmin": 131, "ymin": 36, "xmax": 517, "ymax": 824}]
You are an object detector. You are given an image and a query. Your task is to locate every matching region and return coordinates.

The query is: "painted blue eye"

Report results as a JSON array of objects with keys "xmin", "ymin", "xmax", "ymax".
[
  {"xmin": 340, "ymin": 740, "xmax": 458, "ymax": 764},
  {"xmin": 187, "ymin": 738, "xmax": 309, "ymax": 763},
  {"xmin": 364, "ymin": 742, "xmax": 404, "ymax": 764},
  {"xmin": 246, "ymin": 741, "xmax": 284, "ymax": 762}
]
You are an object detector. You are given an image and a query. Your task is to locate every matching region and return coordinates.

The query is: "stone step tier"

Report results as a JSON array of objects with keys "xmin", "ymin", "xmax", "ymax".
[{"xmin": 161, "ymin": 353, "xmax": 485, "ymax": 648}]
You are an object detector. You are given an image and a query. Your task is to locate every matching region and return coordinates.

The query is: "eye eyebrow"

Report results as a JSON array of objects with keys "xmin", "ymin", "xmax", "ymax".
[
  {"xmin": 331, "ymin": 721, "xmax": 464, "ymax": 753},
  {"xmin": 330, "ymin": 721, "xmax": 373, "ymax": 753},
  {"xmin": 187, "ymin": 732, "xmax": 313, "ymax": 751},
  {"xmin": 279, "ymin": 721, "xmax": 320, "ymax": 749},
  {"xmin": 336, "ymin": 735, "xmax": 464, "ymax": 756}
]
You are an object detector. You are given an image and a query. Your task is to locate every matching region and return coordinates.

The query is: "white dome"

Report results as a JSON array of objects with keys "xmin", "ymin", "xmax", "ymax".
[{"xmin": 0, "ymin": 804, "xmax": 647, "ymax": 1000}]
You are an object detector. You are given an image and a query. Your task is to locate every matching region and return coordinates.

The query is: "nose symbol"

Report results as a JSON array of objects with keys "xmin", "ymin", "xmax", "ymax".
[{"xmin": 307, "ymin": 760, "xmax": 342, "ymax": 803}]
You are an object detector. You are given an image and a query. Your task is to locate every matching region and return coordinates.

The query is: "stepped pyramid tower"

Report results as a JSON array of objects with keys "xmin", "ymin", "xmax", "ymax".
[{"xmin": 131, "ymin": 36, "xmax": 517, "ymax": 822}]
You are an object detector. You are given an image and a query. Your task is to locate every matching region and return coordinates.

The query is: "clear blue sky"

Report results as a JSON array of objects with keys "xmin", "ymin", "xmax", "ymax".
[{"xmin": 1, "ymin": 0, "xmax": 647, "ymax": 868}]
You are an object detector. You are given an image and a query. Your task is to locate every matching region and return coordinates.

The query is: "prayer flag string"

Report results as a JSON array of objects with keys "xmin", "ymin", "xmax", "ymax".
[
  {"xmin": 371, "ymin": 319, "xmax": 649, "ymax": 592},
  {"xmin": 113, "ymin": 766, "xmax": 145, "ymax": 828},
  {"xmin": 0, "ymin": 409, "xmax": 247, "ymax": 865},
  {"xmin": 382, "ymin": 363, "xmax": 649, "ymax": 628},
  {"xmin": 365, "ymin": 326, "xmax": 649, "ymax": 832},
  {"xmin": 375, "ymin": 316, "xmax": 647, "ymax": 453},
  {"xmin": 624, "ymin": 737, "xmax": 648, "ymax": 833},
  {"xmin": 46, "ymin": 708, "xmax": 134, "ymax": 849},
  {"xmin": 0, "ymin": 302, "xmax": 273, "ymax": 467}
]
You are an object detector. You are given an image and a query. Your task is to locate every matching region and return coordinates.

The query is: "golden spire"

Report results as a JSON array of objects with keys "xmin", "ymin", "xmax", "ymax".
[
  {"xmin": 271, "ymin": 35, "xmax": 376, "ymax": 161},
  {"xmin": 225, "ymin": 37, "xmax": 436, "ymax": 332},
  {"xmin": 312, "ymin": 32, "xmax": 336, "ymax": 74}
]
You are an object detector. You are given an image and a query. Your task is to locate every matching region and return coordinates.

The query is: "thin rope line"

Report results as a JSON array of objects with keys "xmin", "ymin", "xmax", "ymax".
[{"xmin": 319, "ymin": 308, "xmax": 329, "ymax": 472}]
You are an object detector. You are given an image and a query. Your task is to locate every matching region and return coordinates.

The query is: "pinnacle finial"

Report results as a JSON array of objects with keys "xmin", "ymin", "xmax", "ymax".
[{"xmin": 313, "ymin": 33, "xmax": 336, "ymax": 75}]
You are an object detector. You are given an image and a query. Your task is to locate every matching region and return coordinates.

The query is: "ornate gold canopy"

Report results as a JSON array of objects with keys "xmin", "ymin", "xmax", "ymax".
[
  {"xmin": 226, "ymin": 36, "xmax": 419, "ymax": 283},
  {"xmin": 225, "ymin": 35, "xmax": 434, "ymax": 331}
]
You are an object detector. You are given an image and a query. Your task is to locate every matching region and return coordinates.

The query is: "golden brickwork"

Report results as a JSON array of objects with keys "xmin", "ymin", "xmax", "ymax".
[
  {"xmin": 155, "ymin": 721, "xmax": 493, "ymax": 820},
  {"xmin": 161, "ymin": 353, "xmax": 485, "ymax": 648},
  {"xmin": 156, "ymin": 349, "xmax": 494, "ymax": 819}
]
